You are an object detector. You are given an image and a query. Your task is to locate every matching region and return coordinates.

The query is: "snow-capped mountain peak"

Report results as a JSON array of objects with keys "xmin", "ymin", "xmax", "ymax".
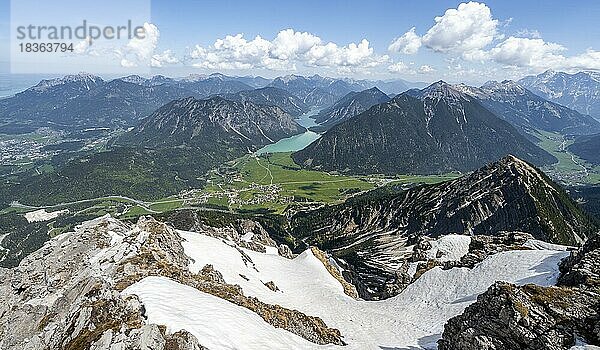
[
  {"xmin": 519, "ymin": 70, "xmax": 600, "ymax": 118},
  {"xmin": 30, "ymin": 72, "xmax": 104, "ymax": 92}
]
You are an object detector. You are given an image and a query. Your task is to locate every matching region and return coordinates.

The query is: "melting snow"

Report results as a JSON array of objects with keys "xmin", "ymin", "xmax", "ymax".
[
  {"xmin": 241, "ymin": 231, "xmax": 254, "ymax": 242},
  {"xmin": 24, "ymin": 209, "xmax": 68, "ymax": 223},
  {"xmin": 425, "ymin": 234, "xmax": 471, "ymax": 262},
  {"xmin": 124, "ymin": 230, "xmax": 570, "ymax": 349},
  {"xmin": 524, "ymin": 239, "xmax": 571, "ymax": 251},
  {"xmin": 123, "ymin": 277, "xmax": 324, "ymax": 349}
]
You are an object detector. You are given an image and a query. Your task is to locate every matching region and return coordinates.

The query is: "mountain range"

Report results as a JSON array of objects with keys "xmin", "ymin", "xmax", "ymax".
[
  {"xmin": 1, "ymin": 67, "xmax": 600, "ymax": 350},
  {"xmin": 293, "ymin": 82, "xmax": 557, "ymax": 174},
  {"xmin": 0, "ymin": 73, "xmax": 426, "ymax": 135},
  {"xmin": 117, "ymin": 96, "xmax": 304, "ymax": 152},
  {"xmin": 455, "ymin": 80, "xmax": 600, "ymax": 136},
  {"xmin": 519, "ymin": 70, "xmax": 600, "ymax": 120},
  {"xmin": 215, "ymin": 86, "xmax": 309, "ymax": 116},
  {"xmin": 312, "ymin": 87, "xmax": 391, "ymax": 131}
]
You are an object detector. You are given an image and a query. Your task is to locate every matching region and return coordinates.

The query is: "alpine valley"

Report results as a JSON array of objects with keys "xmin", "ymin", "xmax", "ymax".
[{"xmin": 1, "ymin": 69, "xmax": 600, "ymax": 350}]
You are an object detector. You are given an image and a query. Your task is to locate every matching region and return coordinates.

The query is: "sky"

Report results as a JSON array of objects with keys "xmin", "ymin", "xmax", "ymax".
[{"xmin": 0, "ymin": 0, "xmax": 599, "ymax": 84}]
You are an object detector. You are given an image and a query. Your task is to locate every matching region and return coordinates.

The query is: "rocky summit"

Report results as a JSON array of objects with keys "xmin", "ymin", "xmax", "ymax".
[
  {"xmin": 439, "ymin": 232, "xmax": 600, "ymax": 349},
  {"xmin": 291, "ymin": 155, "xmax": 597, "ymax": 300},
  {"xmin": 0, "ymin": 215, "xmax": 345, "ymax": 350}
]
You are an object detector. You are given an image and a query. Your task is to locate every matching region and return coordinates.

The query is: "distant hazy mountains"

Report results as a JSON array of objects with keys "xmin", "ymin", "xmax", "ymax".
[
  {"xmin": 0, "ymin": 73, "xmax": 252, "ymax": 133},
  {"xmin": 267, "ymin": 74, "xmax": 420, "ymax": 108},
  {"xmin": 0, "ymin": 72, "xmax": 425, "ymax": 134},
  {"xmin": 268, "ymin": 75, "xmax": 354, "ymax": 107},
  {"xmin": 292, "ymin": 155, "xmax": 595, "ymax": 299},
  {"xmin": 312, "ymin": 87, "xmax": 391, "ymax": 131},
  {"xmin": 519, "ymin": 70, "xmax": 600, "ymax": 120},
  {"xmin": 455, "ymin": 80, "xmax": 600, "ymax": 136},
  {"xmin": 293, "ymin": 82, "xmax": 556, "ymax": 174}
]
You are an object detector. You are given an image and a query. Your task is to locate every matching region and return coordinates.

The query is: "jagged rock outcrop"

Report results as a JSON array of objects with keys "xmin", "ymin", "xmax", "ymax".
[
  {"xmin": 292, "ymin": 155, "xmax": 596, "ymax": 300},
  {"xmin": 0, "ymin": 217, "xmax": 174, "ymax": 350},
  {"xmin": 438, "ymin": 233, "xmax": 600, "ymax": 349},
  {"xmin": 310, "ymin": 247, "xmax": 359, "ymax": 299},
  {"xmin": 159, "ymin": 209, "xmax": 295, "ymax": 257},
  {"xmin": 0, "ymin": 215, "xmax": 344, "ymax": 349},
  {"xmin": 558, "ymin": 234, "xmax": 600, "ymax": 289}
]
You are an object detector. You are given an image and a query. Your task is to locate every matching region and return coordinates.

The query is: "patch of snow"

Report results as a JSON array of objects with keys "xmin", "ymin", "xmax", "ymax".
[
  {"xmin": 425, "ymin": 235, "xmax": 471, "ymax": 262},
  {"xmin": 241, "ymin": 231, "xmax": 254, "ymax": 242},
  {"xmin": 264, "ymin": 246, "xmax": 279, "ymax": 255},
  {"xmin": 162, "ymin": 230, "xmax": 569, "ymax": 349},
  {"xmin": 524, "ymin": 239, "xmax": 571, "ymax": 251},
  {"xmin": 407, "ymin": 262, "xmax": 419, "ymax": 279},
  {"xmin": 24, "ymin": 209, "xmax": 68, "ymax": 223},
  {"xmin": 123, "ymin": 276, "xmax": 326, "ymax": 350}
]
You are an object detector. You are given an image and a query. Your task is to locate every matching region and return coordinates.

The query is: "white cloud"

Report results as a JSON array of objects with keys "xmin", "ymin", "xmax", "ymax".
[
  {"xmin": 389, "ymin": 2, "xmax": 600, "ymax": 75},
  {"xmin": 515, "ymin": 29, "xmax": 542, "ymax": 39},
  {"xmin": 188, "ymin": 29, "xmax": 388, "ymax": 71},
  {"xmin": 388, "ymin": 61, "xmax": 435, "ymax": 75},
  {"xmin": 271, "ymin": 29, "xmax": 321, "ymax": 60},
  {"xmin": 120, "ymin": 58, "xmax": 137, "ymax": 68},
  {"xmin": 190, "ymin": 33, "xmax": 287, "ymax": 70},
  {"xmin": 73, "ymin": 37, "xmax": 93, "ymax": 54},
  {"xmin": 564, "ymin": 50, "xmax": 600, "ymax": 71},
  {"xmin": 421, "ymin": 2, "xmax": 499, "ymax": 58},
  {"xmin": 388, "ymin": 27, "xmax": 422, "ymax": 55},
  {"xmin": 306, "ymin": 39, "xmax": 389, "ymax": 67},
  {"xmin": 488, "ymin": 37, "xmax": 600, "ymax": 72},
  {"xmin": 117, "ymin": 22, "xmax": 159, "ymax": 67},
  {"xmin": 488, "ymin": 37, "xmax": 565, "ymax": 68},
  {"xmin": 418, "ymin": 65, "xmax": 436, "ymax": 74},
  {"xmin": 151, "ymin": 50, "xmax": 179, "ymax": 67},
  {"xmin": 388, "ymin": 61, "xmax": 413, "ymax": 74}
]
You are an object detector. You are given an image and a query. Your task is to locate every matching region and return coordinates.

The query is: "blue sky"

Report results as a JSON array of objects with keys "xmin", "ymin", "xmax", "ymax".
[{"xmin": 1, "ymin": 0, "xmax": 599, "ymax": 84}]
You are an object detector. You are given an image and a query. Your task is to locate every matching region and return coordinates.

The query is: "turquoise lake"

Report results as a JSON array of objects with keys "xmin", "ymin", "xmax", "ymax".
[{"xmin": 256, "ymin": 108, "xmax": 322, "ymax": 155}]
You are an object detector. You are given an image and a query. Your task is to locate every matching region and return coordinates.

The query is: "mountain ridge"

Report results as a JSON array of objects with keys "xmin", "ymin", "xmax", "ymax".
[
  {"xmin": 312, "ymin": 87, "xmax": 391, "ymax": 131},
  {"xmin": 291, "ymin": 155, "xmax": 596, "ymax": 299},
  {"xmin": 519, "ymin": 70, "xmax": 600, "ymax": 120},
  {"xmin": 293, "ymin": 82, "xmax": 557, "ymax": 175}
]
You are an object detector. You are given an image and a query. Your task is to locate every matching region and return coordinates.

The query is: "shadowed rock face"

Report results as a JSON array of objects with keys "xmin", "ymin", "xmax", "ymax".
[
  {"xmin": 291, "ymin": 155, "xmax": 596, "ymax": 300},
  {"xmin": 0, "ymin": 216, "xmax": 344, "ymax": 350},
  {"xmin": 438, "ymin": 233, "xmax": 600, "ymax": 350}
]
